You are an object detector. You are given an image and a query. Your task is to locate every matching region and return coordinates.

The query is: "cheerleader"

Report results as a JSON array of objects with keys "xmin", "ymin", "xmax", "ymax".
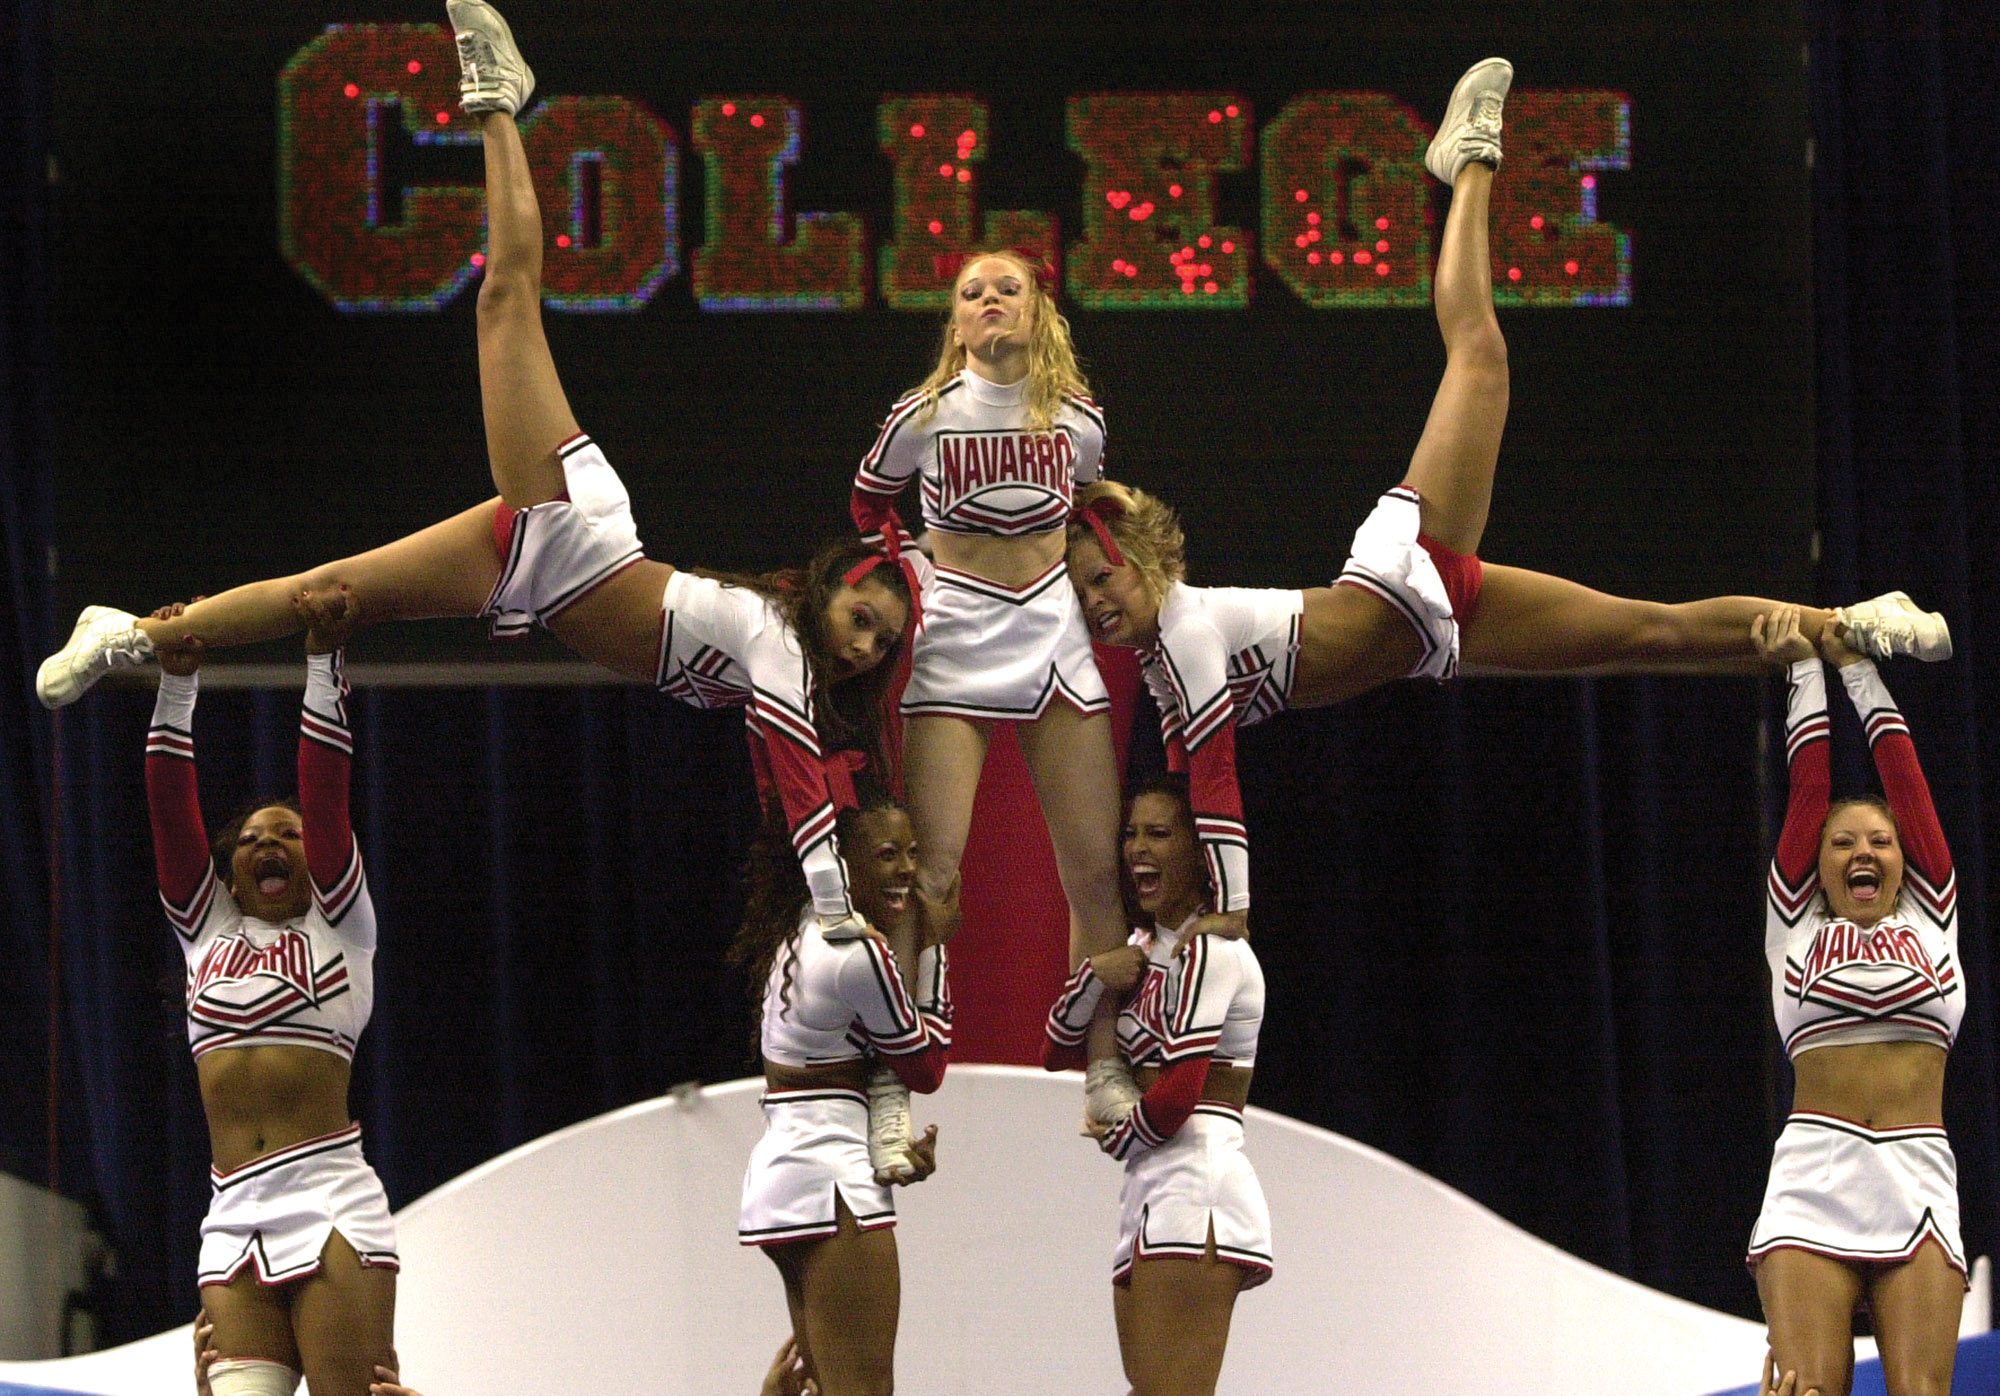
[
  {"xmin": 38, "ymin": 1, "xmax": 910, "ymax": 941},
  {"xmin": 152, "ymin": 590, "xmax": 394, "ymax": 1396},
  {"xmin": 730, "ymin": 781, "xmax": 953, "ymax": 1396},
  {"xmin": 1747, "ymin": 606, "xmax": 1963, "ymax": 1396},
  {"xmin": 1065, "ymin": 59, "xmax": 1949, "ymax": 933},
  {"xmin": 1045, "ymin": 775, "xmax": 1266, "ymax": 1396},
  {"xmin": 852, "ymin": 247, "xmax": 1131, "ymax": 1113}
]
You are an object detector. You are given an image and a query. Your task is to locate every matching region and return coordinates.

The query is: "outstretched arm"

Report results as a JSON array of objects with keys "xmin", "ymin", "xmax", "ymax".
[
  {"xmin": 1827, "ymin": 630, "xmax": 1954, "ymax": 898},
  {"xmin": 1759, "ymin": 607, "xmax": 1830, "ymax": 920},
  {"xmin": 145, "ymin": 606, "xmax": 216, "ymax": 940},
  {"xmin": 294, "ymin": 590, "xmax": 370, "ymax": 936}
]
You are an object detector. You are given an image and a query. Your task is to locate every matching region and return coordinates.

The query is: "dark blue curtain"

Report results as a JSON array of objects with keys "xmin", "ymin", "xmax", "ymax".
[
  {"xmin": 0, "ymin": 0, "xmax": 58, "ymax": 1191},
  {"xmin": 1806, "ymin": 0, "xmax": 2000, "ymax": 1299},
  {"xmin": 6, "ymin": 0, "xmax": 2000, "ymax": 1350}
]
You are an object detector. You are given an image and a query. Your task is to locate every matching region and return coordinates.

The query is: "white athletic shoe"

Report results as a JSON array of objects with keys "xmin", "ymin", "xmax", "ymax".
[
  {"xmin": 1084, "ymin": 1056, "xmax": 1143, "ymax": 1125},
  {"xmin": 865, "ymin": 1066, "xmax": 916, "ymax": 1183},
  {"xmin": 36, "ymin": 605, "xmax": 154, "ymax": 709},
  {"xmin": 1425, "ymin": 57, "xmax": 1513, "ymax": 185},
  {"xmin": 446, "ymin": 0, "xmax": 534, "ymax": 116},
  {"xmin": 1836, "ymin": 591, "xmax": 1954, "ymax": 662}
]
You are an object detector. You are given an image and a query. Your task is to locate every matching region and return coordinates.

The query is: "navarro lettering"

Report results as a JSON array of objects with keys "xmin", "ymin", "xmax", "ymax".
[
  {"xmin": 1797, "ymin": 921, "xmax": 1940, "ymax": 1000},
  {"xmin": 936, "ymin": 431, "xmax": 1076, "ymax": 504},
  {"xmin": 192, "ymin": 930, "xmax": 323, "ymax": 1006}
]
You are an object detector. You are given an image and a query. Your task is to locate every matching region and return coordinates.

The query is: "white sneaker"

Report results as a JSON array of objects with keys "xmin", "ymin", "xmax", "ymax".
[
  {"xmin": 866, "ymin": 1066, "xmax": 916, "ymax": 1183},
  {"xmin": 1425, "ymin": 57, "xmax": 1513, "ymax": 184},
  {"xmin": 1836, "ymin": 591, "xmax": 1953, "ymax": 662},
  {"xmin": 1084, "ymin": 1057, "xmax": 1142, "ymax": 1125},
  {"xmin": 447, "ymin": 0, "xmax": 534, "ymax": 116},
  {"xmin": 36, "ymin": 606, "xmax": 154, "ymax": 709}
]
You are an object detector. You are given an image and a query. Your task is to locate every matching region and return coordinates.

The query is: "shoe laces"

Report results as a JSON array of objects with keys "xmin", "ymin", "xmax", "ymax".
[
  {"xmin": 1468, "ymin": 93, "xmax": 1505, "ymax": 139},
  {"xmin": 456, "ymin": 33, "xmax": 496, "ymax": 87}
]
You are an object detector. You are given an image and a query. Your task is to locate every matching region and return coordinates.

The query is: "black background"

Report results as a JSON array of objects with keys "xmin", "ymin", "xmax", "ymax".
[{"xmin": 54, "ymin": 0, "xmax": 1811, "ymax": 661}]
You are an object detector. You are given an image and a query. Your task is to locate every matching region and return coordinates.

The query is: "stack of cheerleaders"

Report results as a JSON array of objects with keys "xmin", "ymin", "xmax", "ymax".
[{"xmin": 32, "ymin": 7, "xmax": 1970, "ymax": 1395}]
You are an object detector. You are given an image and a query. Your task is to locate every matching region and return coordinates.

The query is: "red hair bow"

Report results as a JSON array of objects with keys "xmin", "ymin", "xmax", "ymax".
[
  {"xmin": 823, "ymin": 748, "xmax": 871, "ymax": 813},
  {"xmin": 843, "ymin": 546, "xmax": 924, "ymax": 634},
  {"xmin": 1072, "ymin": 495, "xmax": 1125, "ymax": 567},
  {"xmin": 932, "ymin": 248, "xmax": 1057, "ymax": 291}
]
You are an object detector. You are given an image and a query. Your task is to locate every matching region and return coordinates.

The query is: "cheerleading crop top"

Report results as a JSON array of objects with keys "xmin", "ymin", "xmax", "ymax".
[
  {"xmin": 851, "ymin": 369, "xmax": 1106, "ymax": 540},
  {"xmin": 147, "ymin": 654, "xmax": 376, "ymax": 1063},
  {"xmin": 760, "ymin": 909, "xmax": 953, "ymax": 1093},
  {"xmin": 1767, "ymin": 657, "xmax": 1961, "ymax": 1059},
  {"xmin": 1045, "ymin": 915, "xmax": 1265, "ymax": 1158},
  {"xmin": 658, "ymin": 569, "xmax": 855, "ymax": 923},
  {"xmin": 1140, "ymin": 582, "xmax": 1305, "ymax": 914}
]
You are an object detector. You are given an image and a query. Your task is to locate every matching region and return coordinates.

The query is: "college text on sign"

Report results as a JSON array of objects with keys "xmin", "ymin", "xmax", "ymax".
[{"xmin": 279, "ymin": 25, "xmax": 1631, "ymax": 314}]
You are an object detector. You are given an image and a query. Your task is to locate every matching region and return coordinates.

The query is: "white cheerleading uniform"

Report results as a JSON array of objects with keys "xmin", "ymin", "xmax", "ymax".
[
  {"xmin": 481, "ymin": 433, "xmax": 645, "ymax": 638},
  {"xmin": 147, "ymin": 654, "xmax": 398, "ymax": 1286},
  {"xmin": 1746, "ymin": 657, "xmax": 1966, "ymax": 1282},
  {"xmin": 1141, "ymin": 583, "xmax": 1303, "ymax": 915},
  {"xmin": 853, "ymin": 370, "xmax": 1111, "ymax": 719},
  {"xmin": 739, "ymin": 912, "xmax": 952, "ymax": 1247},
  {"xmin": 1336, "ymin": 485, "xmax": 1464, "ymax": 681},
  {"xmin": 1138, "ymin": 489, "xmax": 1481, "ymax": 917},
  {"xmin": 1046, "ymin": 916, "xmax": 1271, "ymax": 1287}
]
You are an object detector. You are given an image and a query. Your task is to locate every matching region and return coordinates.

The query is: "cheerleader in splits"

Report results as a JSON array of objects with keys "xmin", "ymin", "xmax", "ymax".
[
  {"xmin": 1065, "ymin": 58, "xmax": 1949, "ymax": 932},
  {"xmin": 153, "ymin": 590, "xmax": 393, "ymax": 1396},
  {"xmin": 1747, "ymin": 606, "xmax": 1963, "ymax": 1396},
  {"xmin": 851, "ymin": 249, "xmax": 1131, "ymax": 1114},
  {"xmin": 39, "ymin": 2, "xmax": 910, "ymax": 942},
  {"xmin": 1045, "ymin": 774, "xmax": 1266, "ymax": 1396},
  {"xmin": 731, "ymin": 781, "xmax": 953, "ymax": 1396}
]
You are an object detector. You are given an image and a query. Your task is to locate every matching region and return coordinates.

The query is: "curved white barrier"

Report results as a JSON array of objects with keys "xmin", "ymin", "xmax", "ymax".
[{"xmin": 0, "ymin": 1065, "xmax": 1825, "ymax": 1394}]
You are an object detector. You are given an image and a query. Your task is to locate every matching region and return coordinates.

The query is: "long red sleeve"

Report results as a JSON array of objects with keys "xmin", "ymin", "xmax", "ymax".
[{"xmin": 146, "ymin": 675, "xmax": 214, "ymax": 938}]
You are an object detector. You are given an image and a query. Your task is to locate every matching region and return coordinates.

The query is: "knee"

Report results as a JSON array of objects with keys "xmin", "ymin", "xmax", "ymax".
[
  {"xmin": 1881, "ymin": 1360, "xmax": 1951, "ymax": 1396},
  {"xmin": 1445, "ymin": 317, "xmax": 1508, "ymax": 380},
  {"xmin": 476, "ymin": 266, "xmax": 540, "ymax": 321}
]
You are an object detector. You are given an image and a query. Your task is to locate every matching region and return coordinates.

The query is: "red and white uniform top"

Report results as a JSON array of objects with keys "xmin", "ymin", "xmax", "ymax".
[
  {"xmin": 1046, "ymin": 915, "xmax": 1265, "ymax": 1160},
  {"xmin": 658, "ymin": 569, "xmax": 856, "ymax": 924},
  {"xmin": 147, "ymin": 654, "xmax": 376, "ymax": 1064},
  {"xmin": 1767, "ymin": 657, "xmax": 1961, "ymax": 1060},
  {"xmin": 1140, "ymin": 582, "xmax": 1304, "ymax": 914},
  {"xmin": 851, "ymin": 369, "xmax": 1107, "ymax": 540},
  {"xmin": 760, "ymin": 909, "xmax": 953, "ymax": 1094}
]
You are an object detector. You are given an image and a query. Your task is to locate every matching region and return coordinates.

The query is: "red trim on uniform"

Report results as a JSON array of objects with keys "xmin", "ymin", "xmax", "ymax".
[
  {"xmin": 1747, "ymin": 1235, "xmax": 1968, "ymax": 1286},
  {"xmin": 490, "ymin": 486, "xmax": 576, "ymax": 562},
  {"xmin": 1417, "ymin": 532, "xmax": 1485, "ymax": 621}
]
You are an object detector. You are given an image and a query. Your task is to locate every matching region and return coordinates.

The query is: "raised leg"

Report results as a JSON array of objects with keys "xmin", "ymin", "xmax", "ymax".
[
  {"xmin": 1463, "ymin": 564, "xmax": 1835, "ymax": 673},
  {"xmin": 475, "ymin": 109, "xmax": 577, "ymax": 509},
  {"xmin": 288, "ymin": 1230, "xmax": 397, "ymax": 1396},
  {"xmin": 134, "ymin": 502, "xmax": 504, "ymax": 655},
  {"xmin": 1114, "ymin": 1226, "xmax": 1246, "ymax": 1396},
  {"xmin": 1399, "ymin": 163, "xmax": 1507, "ymax": 555},
  {"xmin": 1757, "ymin": 1248, "xmax": 1865, "ymax": 1396},
  {"xmin": 1867, "ymin": 1240, "xmax": 1963, "ymax": 1396}
]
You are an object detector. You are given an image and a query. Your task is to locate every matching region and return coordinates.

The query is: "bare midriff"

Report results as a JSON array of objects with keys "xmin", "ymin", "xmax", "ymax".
[
  {"xmin": 1132, "ymin": 1062, "xmax": 1254, "ymax": 1111},
  {"xmin": 549, "ymin": 557, "xmax": 677, "ymax": 683},
  {"xmin": 1288, "ymin": 585, "xmax": 1425, "ymax": 709},
  {"xmin": 1790, "ymin": 1040, "xmax": 1947, "ymax": 1130},
  {"xmin": 764, "ymin": 1059, "xmax": 871, "ymax": 1095},
  {"xmin": 198, "ymin": 1045, "xmax": 354, "ymax": 1174},
  {"xmin": 932, "ymin": 529, "xmax": 1066, "ymax": 591}
]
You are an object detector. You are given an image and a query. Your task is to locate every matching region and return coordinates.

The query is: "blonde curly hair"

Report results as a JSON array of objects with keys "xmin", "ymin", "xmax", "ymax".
[
  {"xmin": 907, "ymin": 249, "xmax": 1090, "ymax": 433},
  {"xmin": 1067, "ymin": 480, "xmax": 1186, "ymax": 606}
]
